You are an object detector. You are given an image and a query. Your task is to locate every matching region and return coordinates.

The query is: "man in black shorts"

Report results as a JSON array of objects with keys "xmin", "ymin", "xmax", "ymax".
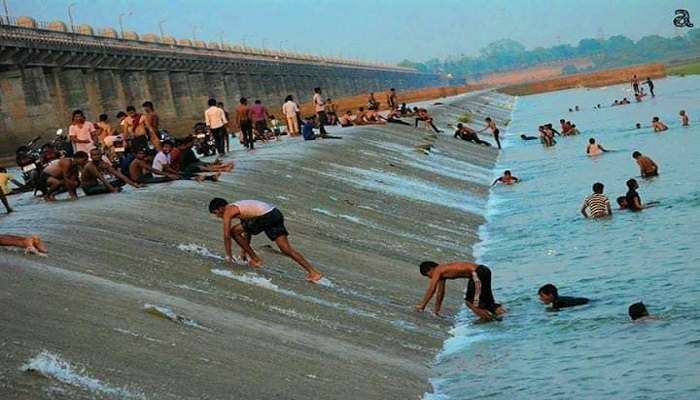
[
  {"xmin": 208, "ymin": 198, "xmax": 322, "ymax": 282},
  {"xmin": 416, "ymin": 260, "xmax": 505, "ymax": 320}
]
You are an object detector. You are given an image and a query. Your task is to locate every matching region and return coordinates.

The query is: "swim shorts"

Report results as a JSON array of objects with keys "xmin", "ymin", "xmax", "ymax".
[
  {"xmin": 465, "ymin": 265, "xmax": 501, "ymax": 313},
  {"xmin": 241, "ymin": 208, "xmax": 289, "ymax": 241}
]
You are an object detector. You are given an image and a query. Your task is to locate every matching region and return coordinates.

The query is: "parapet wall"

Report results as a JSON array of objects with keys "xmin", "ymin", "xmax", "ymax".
[
  {"xmin": 498, "ymin": 64, "xmax": 667, "ymax": 96},
  {"xmin": 0, "ymin": 21, "xmax": 443, "ymax": 154}
]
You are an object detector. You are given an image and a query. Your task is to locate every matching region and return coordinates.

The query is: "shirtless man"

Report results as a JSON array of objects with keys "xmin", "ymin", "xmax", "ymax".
[
  {"xmin": 492, "ymin": 170, "xmax": 519, "ymax": 186},
  {"xmin": 586, "ymin": 138, "xmax": 609, "ymax": 156},
  {"xmin": 39, "ymin": 151, "xmax": 89, "ymax": 201},
  {"xmin": 651, "ymin": 117, "xmax": 668, "ymax": 132},
  {"xmin": 414, "ymin": 107, "xmax": 441, "ymax": 133},
  {"xmin": 415, "ymin": 261, "xmax": 505, "ymax": 320},
  {"xmin": 142, "ymin": 101, "xmax": 161, "ymax": 151},
  {"xmin": 0, "ymin": 234, "xmax": 48, "ymax": 256},
  {"xmin": 235, "ymin": 97, "xmax": 254, "ymax": 150},
  {"xmin": 339, "ymin": 110, "xmax": 354, "ymax": 127},
  {"xmin": 479, "ymin": 117, "xmax": 501, "ymax": 149},
  {"xmin": 454, "ymin": 123, "xmax": 491, "ymax": 146},
  {"xmin": 680, "ymin": 110, "xmax": 689, "ymax": 127},
  {"xmin": 208, "ymin": 198, "xmax": 322, "ymax": 282},
  {"xmin": 387, "ymin": 88, "xmax": 398, "ymax": 110},
  {"xmin": 81, "ymin": 148, "xmax": 142, "ymax": 195},
  {"xmin": 631, "ymin": 75, "xmax": 640, "ymax": 95},
  {"xmin": 129, "ymin": 148, "xmax": 178, "ymax": 183},
  {"xmin": 95, "ymin": 114, "xmax": 114, "ymax": 148},
  {"xmin": 633, "ymin": 151, "xmax": 658, "ymax": 177},
  {"xmin": 354, "ymin": 107, "xmax": 368, "ymax": 125}
]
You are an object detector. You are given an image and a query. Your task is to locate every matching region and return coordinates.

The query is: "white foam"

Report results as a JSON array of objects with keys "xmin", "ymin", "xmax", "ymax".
[
  {"xmin": 210, "ymin": 269, "xmax": 293, "ymax": 294},
  {"xmin": 316, "ymin": 277, "xmax": 334, "ymax": 287},
  {"xmin": 143, "ymin": 304, "xmax": 212, "ymax": 332},
  {"xmin": 22, "ymin": 351, "xmax": 144, "ymax": 399},
  {"xmin": 312, "ymin": 208, "xmax": 361, "ymax": 224},
  {"xmin": 176, "ymin": 243, "xmax": 224, "ymax": 260},
  {"xmin": 170, "ymin": 284, "xmax": 210, "ymax": 294},
  {"xmin": 113, "ymin": 328, "xmax": 163, "ymax": 343}
]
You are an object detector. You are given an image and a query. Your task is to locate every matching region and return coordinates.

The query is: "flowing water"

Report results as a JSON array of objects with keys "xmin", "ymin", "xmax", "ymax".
[{"xmin": 429, "ymin": 76, "xmax": 700, "ymax": 399}]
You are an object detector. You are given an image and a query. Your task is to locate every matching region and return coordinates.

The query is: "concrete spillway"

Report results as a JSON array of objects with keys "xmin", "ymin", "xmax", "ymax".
[{"xmin": 0, "ymin": 91, "xmax": 514, "ymax": 399}]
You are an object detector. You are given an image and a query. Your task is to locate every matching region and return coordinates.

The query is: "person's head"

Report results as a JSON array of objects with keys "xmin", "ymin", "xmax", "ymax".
[
  {"xmin": 680, "ymin": 110, "xmax": 686, "ymax": 116},
  {"xmin": 161, "ymin": 140, "xmax": 174, "ymax": 154},
  {"xmin": 240, "ymin": 97, "xmax": 247, "ymax": 105},
  {"xmin": 504, "ymin": 170, "xmax": 512, "ymax": 176},
  {"xmin": 614, "ymin": 100, "xmax": 619, "ymax": 104},
  {"xmin": 571, "ymin": 124, "xmax": 576, "ymax": 128},
  {"xmin": 560, "ymin": 119, "xmax": 565, "ymax": 124},
  {"xmin": 254, "ymin": 99, "xmax": 261, "ymax": 105},
  {"xmin": 284, "ymin": 95, "xmax": 293, "ymax": 102},
  {"xmin": 73, "ymin": 151, "xmax": 89, "ymax": 166},
  {"xmin": 520, "ymin": 134, "xmax": 527, "ymax": 139},
  {"xmin": 326, "ymin": 98, "xmax": 332, "ymax": 102},
  {"xmin": 633, "ymin": 74, "xmax": 637, "ymax": 78},
  {"xmin": 652, "ymin": 116, "xmax": 659, "ymax": 122},
  {"xmin": 217, "ymin": 102, "xmax": 224, "ymax": 108},
  {"xmin": 117, "ymin": 111, "xmax": 127, "ymax": 120},
  {"xmin": 359, "ymin": 107, "xmax": 364, "ymax": 112},
  {"xmin": 99, "ymin": 113, "xmax": 108, "ymax": 122},
  {"xmin": 626, "ymin": 178, "xmax": 638, "ymax": 190},
  {"xmin": 616, "ymin": 196, "xmax": 627, "ymax": 208},
  {"xmin": 589, "ymin": 138, "xmax": 596, "ymax": 144},
  {"xmin": 635, "ymin": 123, "xmax": 641, "ymax": 129},
  {"xmin": 208, "ymin": 98, "xmax": 217, "ymax": 107},
  {"xmin": 314, "ymin": 87, "xmax": 321, "ymax": 94},
  {"xmin": 269, "ymin": 114, "xmax": 276, "ymax": 120},
  {"xmin": 89, "ymin": 148, "xmax": 102, "ymax": 161},
  {"xmin": 413, "ymin": 106, "xmax": 418, "ymax": 111},
  {"xmin": 592, "ymin": 182, "xmax": 604, "ymax": 194},
  {"xmin": 142, "ymin": 101, "xmax": 154, "ymax": 111},
  {"xmin": 538, "ymin": 284, "xmax": 558, "ymax": 304},
  {"xmin": 457, "ymin": 123, "xmax": 463, "ymax": 129},
  {"xmin": 419, "ymin": 261, "xmax": 438, "ymax": 277},
  {"xmin": 126, "ymin": 105, "xmax": 136, "ymax": 116},
  {"xmin": 485, "ymin": 117, "xmax": 492, "ymax": 122},
  {"xmin": 72, "ymin": 109, "xmax": 85, "ymax": 123},
  {"xmin": 390, "ymin": 88, "xmax": 395, "ymax": 92},
  {"xmin": 208, "ymin": 197, "xmax": 229, "ymax": 218},
  {"xmin": 632, "ymin": 151, "xmax": 641, "ymax": 159},
  {"xmin": 623, "ymin": 97, "xmax": 628, "ymax": 101},
  {"xmin": 345, "ymin": 110, "xmax": 352, "ymax": 115},
  {"xmin": 628, "ymin": 302, "xmax": 649, "ymax": 320},
  {"xmin": 135, "ymin": 148, "xmax": 147, "ymax": 160}
]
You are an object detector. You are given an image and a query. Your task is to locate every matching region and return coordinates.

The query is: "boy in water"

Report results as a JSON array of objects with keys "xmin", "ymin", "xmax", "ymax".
[
  {"xmin": 632, "ymin": 151, "xmax": 658, "ymax": 178},
  {"xmin": 586, "ymin": 138, "xmax": 609, "ymax": 156},
  {"xmin": 651, "ymin": 117, "xmax": 668, "ymax": 132},
  {"xmin": 680, "ymin": 110, "xmax": 689, "ymax": 127},
  {"xmin": 479, "ymin": 117, "xmax": 501, "ymax": 149},
  {"xmin": 415, "ymin": 261, "xmax": 505, "ymax": 320},
  {"xmin": 208, "ymin": 198, "xmax": 322, "ymax": 282},
  {"xmin": 629, "ymin": 302, "xmax": 655, "ymax": 321},
  {"xmin": 492, "ymin": 170, "xmax": 519, "ymax": 186},
  {"xmin": 581, "ymin": 182, "xmax": 612, "ymax": 218},
  {"xmin": 538, "ymin": 284, "xmax": 589, "ymax": 310}
]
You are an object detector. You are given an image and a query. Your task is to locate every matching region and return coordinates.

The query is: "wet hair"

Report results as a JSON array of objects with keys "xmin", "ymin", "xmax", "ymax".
[
  {"xmin": 208, "ymin": 98, "xmax": 217, "ymax": 106},
  {"xmin": 457, "ymin": 123, "xmax": 463, "ymax": 128},
  {"xmin": 240, "ymin": 97, "xmax": 247, "ymax": 104},
  {"xmin": 208, "ymin": 197, "xmax": 229, "ymax": 213},
  {"xmin": 632, "ymin": 151, "xmax": 641, "ymax": 158},
  {"xmin": 116, "ymin": 111, "xmax": 127, "ymax": 119},
  {"xmin": 72, "ymin": 109, "xmax": 84, "ymax": 118},
  {"xmin": 592, "ymin": 182, "xmax": 604, "ymax": 193},
  {"xmin": 162, "ymin": 140, "xmax": 174, "ymax": 148},
  {"xmin": 589, "ymin": 138, "xmax": 595, "ymax": 144},
  {"xmin": 652, "ymin": 116, "xmax": 659, "ymax": 122},
  {"xmin": 142, "ymin": 101, "xmax": 154, "ymax": 109},
  {"xmin": 314, "ymin": 87, "xmax": 321, "ymax": 93},
  {"xmin": 485, "ymin": 117, "xmax": 492, "ymax": 122},
  {"xmin": 628, "ymin": 302, "xmax": 649, "ymax": 320},
  {"xmin": 126, "ymin": 105, "xmax": 136, "ymax": 112},
  {"xmin": 390, "ymin": 88, "xmax": 395, "ymax": 91},
  {"xmin": 254, "ymin": 100, "xmax": 261, "ymax": 104},
  {"xmin": 99, "ymin": 114, "xmax": 108, "ymax": 122},
  {"xmin": 419, "ymin": 261, "xmax": 438, "ymax": 276},
  {"xmin": 284, "ymin": 95, "xmax": 293, "ymax": 102},
  {"xmin": 73, "ymin": 151, "xmax": 88, "ymax": 160},
  {"xmin": 538, "ymin": 284, "xmax": 558, "ymax": 298},
  {"xmin": 504, "ymin": 170, "xmax": 511, "ymax": 175},
  {"xmin": 635, "ymin": 123, "xmax": 641, "ymax": 128},
  {"xmin": 626, "ymin": 178, "xmax": 638, "ymax": 189},
  {"xmin": 616, "ymin": 196, "xmax": 627, "ymax": 207},
  {"xmin": 560, "ymin": 119, "xmax": 565, "ymax": 123}
]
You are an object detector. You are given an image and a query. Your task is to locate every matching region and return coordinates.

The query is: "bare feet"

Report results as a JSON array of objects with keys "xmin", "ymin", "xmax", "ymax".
[
  {"xmin": 31, "ymin": 236, "xmax": 48, "ymax": 254},
  {"xmin": 248, "ymin": 258, "xmax": 263, "ymax": 269},
  {"xmin": 305, "ymin": 272, "xmax": 323, "ymax": 282}
]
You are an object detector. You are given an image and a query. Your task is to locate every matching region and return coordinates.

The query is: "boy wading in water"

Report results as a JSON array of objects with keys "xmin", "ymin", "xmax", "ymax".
[
  {"xmin": 209, "ymin": 198, "xmax": 322, "ymax": 282},
  {"xmin": 416, "ymin": 261, "xmax": 505, "ymax": 321}
]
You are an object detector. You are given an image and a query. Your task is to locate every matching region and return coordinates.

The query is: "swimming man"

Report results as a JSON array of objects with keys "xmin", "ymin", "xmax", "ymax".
[
  {"xmin": 632, "ymin": 151, "xmax": 658, "ymax": 177},
  {"xmin": 492, "ymin": 170, "xmax": 519, "ymax": 186},
  {"xmin": 586, "ymin": 138, "xmax": 609, "ymax": 156},
  {"xmin": 538, "ymin": 284, "xmax": 589, "ymax": 310}
]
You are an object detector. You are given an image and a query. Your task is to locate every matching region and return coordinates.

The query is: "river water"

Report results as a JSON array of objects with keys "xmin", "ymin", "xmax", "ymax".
[{"xmin": 428, "ymin": 76, "xmax": 700, "ymax": 399}]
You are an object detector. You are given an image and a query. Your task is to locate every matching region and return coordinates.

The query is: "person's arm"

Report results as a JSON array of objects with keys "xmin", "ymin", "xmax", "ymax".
[
  {"xmin": 465, "ymin": 301, "xmax": 494, "ymax": 321},
  {"xmin": 586, "ymin": 145, "xmax": 591, "ymax": 154},
  {"xmin": 491, "ymin": 177, "xmax": 501, "ymax": 187},
  {"xmin": 600, "ymin": 145, "xmax": 609, "ymax": 152},
  {"xmin": 633, "ymin": 195, "xmax": 643, "ymax": 210},
  {"xmin": 433, "ymin": 280, "xmax": 446, "ymax": 315},
  {"xmin": 221, "ymin": 108, "xmax": 228, "ymax": 125},
  {"xmin": 415, "ymin": 273, "xmax": 442, "ymax": 312},
  {"xmin": 205, "ymin": 109, "xmax": 211, "ymax": 128},
  {"xmin": 606, "ymin": 200, "xmax": 613, "ymax": 216},
  {"xmin": 222, "ymin": 206, "xmax": 240, "ymax": 261},
  {"xmin": 90, "ymin": 164, "xmax": 117, "ymax": 192},
  {"xmin": 107, "ymin": 165, "xmax": 141, "ymax": 188},
  {"xmin": 581, "ymin": 200, "xmax": 589, "ymax": 218},
  {"xmin": 513, "ymin": 176, "xmax": 519, "ymax": 182}
]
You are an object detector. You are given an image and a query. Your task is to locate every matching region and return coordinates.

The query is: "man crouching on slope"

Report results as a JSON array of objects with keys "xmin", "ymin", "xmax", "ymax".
[
  {"xmin": 416, "ymin": 261, "xmax": 505, "ymax": 321},
  {"xmin": 209, "ymin": 198, "xmax": 323, "ymax": 282}
]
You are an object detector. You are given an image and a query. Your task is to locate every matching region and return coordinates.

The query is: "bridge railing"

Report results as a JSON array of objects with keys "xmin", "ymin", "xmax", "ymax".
[{"xmin": 0, "ymin": 16, "xmax": 420, "ymax": 73}]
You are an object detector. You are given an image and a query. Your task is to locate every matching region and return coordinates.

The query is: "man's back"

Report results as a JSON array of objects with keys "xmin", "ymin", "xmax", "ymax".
[
  {"xmin": 552, "ymin": 296, "xmax": 589, "ymax": 309},
  {"xmin": 583, "ymin": 193, "xmax": 610, "ymax": 217}
]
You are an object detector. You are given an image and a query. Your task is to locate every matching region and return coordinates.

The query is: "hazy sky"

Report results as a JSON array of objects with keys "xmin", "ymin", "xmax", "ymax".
[{"xmin": 8, "ymin": 0, "xmax": 699, "ymax": 63}]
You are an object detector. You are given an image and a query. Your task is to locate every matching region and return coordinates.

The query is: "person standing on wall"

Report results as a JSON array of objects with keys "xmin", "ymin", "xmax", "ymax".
[
  {"xmin": 205, "ymin": 98, "xmax": 228, "ymax": 156},
  {"xmin": 282, "ymin": 95, "xmax": 300, "ymax": 136},
  {"xmin": 142, "ymin": 101, "xmax": 161, "ymax": 152},
  {"xmin": 387, "ymin": 88, "xmax": 398, "ymax": 111},
  {"xmin": 235, "ymin": 97, "xmax": 254, "ymax": 151},
  {"xmin": 313, "ymin": 87, "xmax": 328, "ymax": 137}
]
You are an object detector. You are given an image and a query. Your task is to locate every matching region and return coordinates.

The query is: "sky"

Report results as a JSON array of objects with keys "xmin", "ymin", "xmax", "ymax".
[{"xmin": 6, "ymin": 0, "xmax": 699, "ymax": 64}]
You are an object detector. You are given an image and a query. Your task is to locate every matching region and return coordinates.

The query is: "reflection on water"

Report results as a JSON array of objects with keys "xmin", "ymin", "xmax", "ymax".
[{"xmin": 430, "ymin": 76, "xmax": 700, "ymax": 399}]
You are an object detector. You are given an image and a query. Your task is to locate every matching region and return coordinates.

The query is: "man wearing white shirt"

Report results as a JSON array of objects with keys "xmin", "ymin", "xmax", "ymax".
[
  {"xmin": 282, "ymin": 95, "xmax": 300, "ymax": 136},
  {"xmin": 313, "ymin": 87, "xmax": 328, "ymax": 137},
  {"xmin": 152, "ymin": 140, "xmax": 178, "ymax": 174},
  {"xmin": 205, "ymin": 98, "xmax": 228, "ymax": 155},
  {"xmin": 68, "ymin": 110, "xmax": 96, "ymax": 154}
]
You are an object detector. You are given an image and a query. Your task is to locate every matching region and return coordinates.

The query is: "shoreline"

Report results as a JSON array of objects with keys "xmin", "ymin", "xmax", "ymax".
[{"xmin": 0, "ymin": 91, "xmax": 512, "ymax": 399}]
